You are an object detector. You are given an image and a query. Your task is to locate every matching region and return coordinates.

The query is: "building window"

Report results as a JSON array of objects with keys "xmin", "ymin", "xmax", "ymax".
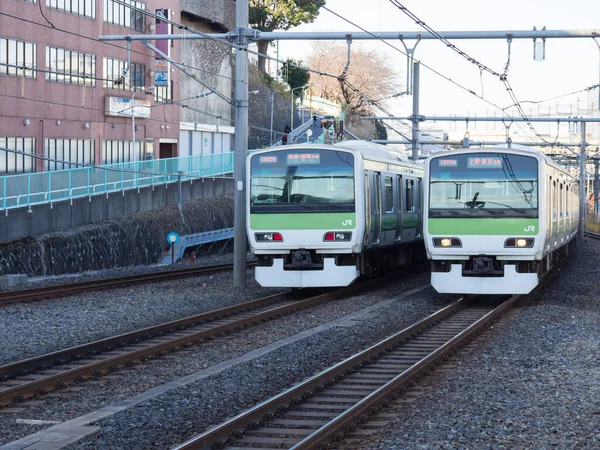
[
  {"xmin": 45, "ymin": 139, "xmax": 95, "ymax": 171},
  {"xmin": 102, "ymin": 140, "xmax": 144, "ymax": 164},
  {"xmin": 0, "ymin": 137, "xmax": 35, "ymax": 174},
  {"xmin": 103, "ymin": 0, "xmax": 146, "ymax": 32},
  {"xmin": 155, "ymin": 81, "xmax": 172, "ymax": 103},
  {"xmin": 0, "ymin": 37, "xmax": 37, "ymax": 78},
  {"xmin": 46, "ymin": 0, "xmax": 95, "ymax": 18},
  {"xmin": 46, "ymin": 46, "xmax": 96, "ymax": 86},
  {"xmin": 103, "ymin": 57, "xmax": 145, "ymax": 90}
]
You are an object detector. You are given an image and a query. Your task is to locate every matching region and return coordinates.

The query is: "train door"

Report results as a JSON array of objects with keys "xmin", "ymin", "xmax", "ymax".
[
  {"xmin": 364, "ymin": 171, "xmax": 371, "ymax": 246},
  {"xmin": 566, "ymin": 185, "xmax": 570, "ymax": 232},
  {"xmin": 558, "ymin": 183, "xmax": 563, "ymax": 237},
  {"xmin": 368, "ymin": 171, "xmax": 381, "ymax": 246},
  {"xmin": 552, "ymin": 179, "xmax": 557, "ymax": 246},
  {"xmin": 381, "ymin": 174, "xmax": 395, "ymax": 245},
  {"xmin": 394, "ymin": 174, "xmax": 403, "ymax": 241},
  {"xmin": 416, "ymin": 178, "xmax": 423, "ymax": 238},
  {"xmin": 402, "ymin": 177, "xmax": 417, "ymax": 241}
]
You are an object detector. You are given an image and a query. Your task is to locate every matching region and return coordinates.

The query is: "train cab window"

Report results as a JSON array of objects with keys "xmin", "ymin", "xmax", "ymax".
[
  {"xmin": 384, "ymin": 176, "xmax": 393, "ymax": 212},
  {"xmin": 405, "ymin": 179, "xmax": 414, "ymax": 212},
  {"xmin": 428, "ymin": 153, "xmax": 538, "ymax": 218},
  {"xmin": 249, "ymin": 149, "xmax": 355, "ymax": 213}
]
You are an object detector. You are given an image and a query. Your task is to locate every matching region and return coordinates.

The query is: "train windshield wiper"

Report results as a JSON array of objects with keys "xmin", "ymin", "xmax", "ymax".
[
  {"xmin": 475, "ymin": 207, "xmax": 500, "ymax": 215},
  {"xmin": 483, "ymin": 201, "xmax": 526, "ymax": 213}
]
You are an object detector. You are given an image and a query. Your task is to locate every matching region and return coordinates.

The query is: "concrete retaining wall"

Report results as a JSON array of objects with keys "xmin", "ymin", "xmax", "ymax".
[
  {"xmin": 0, "ymin": 178, "xmax": 234, "ymax": 244},
  {"xmin": 0, "ymin": 194, "xmax": 235, "ymax": 277}
]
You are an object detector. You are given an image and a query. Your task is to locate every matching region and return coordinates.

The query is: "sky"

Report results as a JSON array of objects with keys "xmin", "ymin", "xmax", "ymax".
[{"xmin": 274, "ymin": 0, "xmax": 600, "ymax": 137}]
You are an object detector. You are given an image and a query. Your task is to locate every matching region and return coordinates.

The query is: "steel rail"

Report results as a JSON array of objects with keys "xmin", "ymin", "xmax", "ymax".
[
  {"xmin": 0, "ymin": 275, "xmax": 388, "ymax": 408},
  {"xmin": 0, "ymin": 262, "xmax": 256, "ymax": 306},
  {"xmin": 0, "ymin": 289, "xmax": 294, "ymax": 382},
  {"xmin": 584, "ymin": 229, "xmax": 600, "ymax": 240},
  {"xmin": 172, "ymin": 295, "xmax": 521, "ymax": 450},
  {"xmin": 0, "ymin": 290, "xmax": 307, "ymax": 407}
]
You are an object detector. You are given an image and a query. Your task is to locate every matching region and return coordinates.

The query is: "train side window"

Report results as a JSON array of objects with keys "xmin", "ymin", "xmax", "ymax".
[
  {"xmin": 405, "ymin": 179, "xmax": 414, "ymax": 212},
  {"xmin": 384, "ymin": 176, "xmax": 393, "ymax": 212},
  {"xmin": 397, "ymin": 175, "xmax": 403, "ymax": 212},
  {"xmin": 374, "ymin": 172, "xmax": 381, "ymax": 214},
  {"xmin": 552, "ymin": 181, "xmax": 556, "ymax": 213},
  {"xmin": 560, "ymin": 184, "xmax": 564, "ymax": 217}
]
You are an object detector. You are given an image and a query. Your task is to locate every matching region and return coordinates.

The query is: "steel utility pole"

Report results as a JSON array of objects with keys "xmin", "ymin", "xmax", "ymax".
[
  {"xmin": 580, "ymin": 123, "xmax": 587, "ymax": 239},
  {"xmin": 233, "ymin": 0, "xmax": 249, "ymax": 288},
  {"xmin": 411, "ymin": 61, "xmax": 420, "ymax": 161}
]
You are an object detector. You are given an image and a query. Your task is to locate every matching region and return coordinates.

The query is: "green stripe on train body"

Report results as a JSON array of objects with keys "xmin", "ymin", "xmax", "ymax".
[
  {"xmin": 250, "ymin": 213, "xmax": 357, "ymax": 230},
  {"xmin": 381, "ymin": 216, "xmax": 397, "ymax": 231},
  {"xmin": 403, "ymin": 215, "xmax": 418, "ymax": 229},
  {"xmin": 428, "ymin": 218, "xmax": 540, "ymax": 235}
]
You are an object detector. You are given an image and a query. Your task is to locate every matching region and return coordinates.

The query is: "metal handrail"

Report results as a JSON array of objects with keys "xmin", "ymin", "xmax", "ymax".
[{"xmin": 0, "ymin": 153, "xmax": 236, "ymax": 210}]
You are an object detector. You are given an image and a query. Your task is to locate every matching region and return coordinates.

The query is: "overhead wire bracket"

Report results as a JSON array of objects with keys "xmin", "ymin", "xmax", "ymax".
[{"xmin": 398, "ymin": 33, "xmax": 421, "ymax": 95}]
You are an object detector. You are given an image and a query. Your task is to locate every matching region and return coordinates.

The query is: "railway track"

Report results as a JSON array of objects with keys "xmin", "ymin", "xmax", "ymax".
[
  {"xmin": 172, "ymin": 294, "xmax": 520, "ymax": 450},
  {"xmin": 0, "ymin": 276, "xmax": 388, "ymax": 409},
  {"xmin": 585, "ymin": 229, "xmax": 600, "ymax": 240},
  {"xmin": 0, "ymin": 262, "xmax": 256, "ymax": 306}
]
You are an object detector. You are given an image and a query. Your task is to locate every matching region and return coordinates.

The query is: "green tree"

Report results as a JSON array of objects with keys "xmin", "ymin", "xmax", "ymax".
[
  {"xmin": 249, "ymin": 0, "xmax": 324, "ymax": 74},
  {"xmin": 280, "ymin": 59, "xmax": 310, "ymax": 92},
  {"xmin": 374, "ymin": 119, "xmax": 388, "ymax": 141}
]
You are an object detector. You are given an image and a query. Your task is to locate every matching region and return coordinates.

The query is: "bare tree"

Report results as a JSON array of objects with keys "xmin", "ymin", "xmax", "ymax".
[{"xmin": 307, "ymin": 42, "xmax": 401, "ymax": 113}]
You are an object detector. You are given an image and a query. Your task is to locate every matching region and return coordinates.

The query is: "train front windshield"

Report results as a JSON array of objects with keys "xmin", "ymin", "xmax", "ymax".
[
  {"xmin": 250, "ymin": 149, "xmax": 355, "ymax": 213},
  {"xmin": 429, "ymin": 153, "xmax": 538, "ymax": 218}
]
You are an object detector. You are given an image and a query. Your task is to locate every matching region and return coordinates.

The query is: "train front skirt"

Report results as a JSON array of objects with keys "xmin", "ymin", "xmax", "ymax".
[
  {"xmin": 431, "ymin": 263, "xmax": 539, "ymax": 295},
  {"xmin": 255, "ymin": 257, "xmax": 360, "ymax": 287}
]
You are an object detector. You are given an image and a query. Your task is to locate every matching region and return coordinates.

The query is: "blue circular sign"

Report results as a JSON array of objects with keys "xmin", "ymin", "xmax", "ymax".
[{"xmin": 167, "ymin": 232, "xmax": 179, "ymax": 245}]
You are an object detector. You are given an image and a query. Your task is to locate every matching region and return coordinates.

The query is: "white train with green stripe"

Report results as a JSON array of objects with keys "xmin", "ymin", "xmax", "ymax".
[
  {"xmin": 247, "ymin": 141, "xmax": 425, "ymax": 287},
  {"xmin": 424, "ymin": 144, "xmax": 579, "ymax": 295}
]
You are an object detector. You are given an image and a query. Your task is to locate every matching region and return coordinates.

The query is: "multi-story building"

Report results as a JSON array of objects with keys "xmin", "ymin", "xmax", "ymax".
[{"xmin": 0, "ymin": 0, "xmax": 181, "ymax": 174}]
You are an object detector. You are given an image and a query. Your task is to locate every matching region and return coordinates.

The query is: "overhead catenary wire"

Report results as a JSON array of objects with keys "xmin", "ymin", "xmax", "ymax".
[
  {"xmin": 1, "ymin": 11, "xmax": 251, "ymax": 91},
  {"xmin": 313, "ymin": 0, "xmax": 578, "ymax": 145},
  {"xmin": 386, "ymin": 0, "xmax": 567, "ymax": 145},
  {"xmin": 7, "ymin": 0, "xmax": 595, "ymax": 147},
  {"xmin": 0, "ymin": 91, "xmax": 232, "ymax": 127}
]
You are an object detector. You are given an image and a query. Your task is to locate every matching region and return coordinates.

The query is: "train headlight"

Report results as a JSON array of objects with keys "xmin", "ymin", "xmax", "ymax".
[
  {"xmin": 255, "ymin": 232, "xmax": 283, "ymax": 242},
  {"xmin": 323, "ymin": 232, "xmax": 352, "ymax": 242},
  {"xmin": 433, "ymin": 238, "xmax": 462, "ymax": 248},
  {"xmin": 504, "ymin": 238, "xmax": 534, "ymax": 248}
]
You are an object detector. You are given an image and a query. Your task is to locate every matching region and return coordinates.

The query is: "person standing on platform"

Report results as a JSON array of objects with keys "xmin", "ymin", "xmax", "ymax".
[{"xmin": 282, "ymin": 125, "xmax": 291, "ymax": 145}]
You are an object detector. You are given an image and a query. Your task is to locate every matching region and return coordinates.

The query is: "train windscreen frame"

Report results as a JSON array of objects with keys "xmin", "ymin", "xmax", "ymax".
[
  {"xmin": 250, "ymin": 149, "xmax": 355, "ymax": 213},
  {"xmin": 428, "ymin": 153, "xmax": 538, "ymax": 218}
]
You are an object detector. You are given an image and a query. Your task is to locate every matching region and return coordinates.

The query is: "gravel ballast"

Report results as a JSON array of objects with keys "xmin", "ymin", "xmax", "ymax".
[
  {"xmin": 0, "ymin": 260, "xmax": 439, "ymax": 447},
  {"xmin": 365, "ymin": 238, "xmax": 600, "ymax": 449},
  {"xmin": 1, "ymin": 239, "xmax": 599, "ymax": 449}
]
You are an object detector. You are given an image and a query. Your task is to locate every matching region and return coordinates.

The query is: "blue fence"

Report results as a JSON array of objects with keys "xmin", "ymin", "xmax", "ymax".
[{"xmin": 0, "ymin": 152, "xmax": 235, "ymax": 210}]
